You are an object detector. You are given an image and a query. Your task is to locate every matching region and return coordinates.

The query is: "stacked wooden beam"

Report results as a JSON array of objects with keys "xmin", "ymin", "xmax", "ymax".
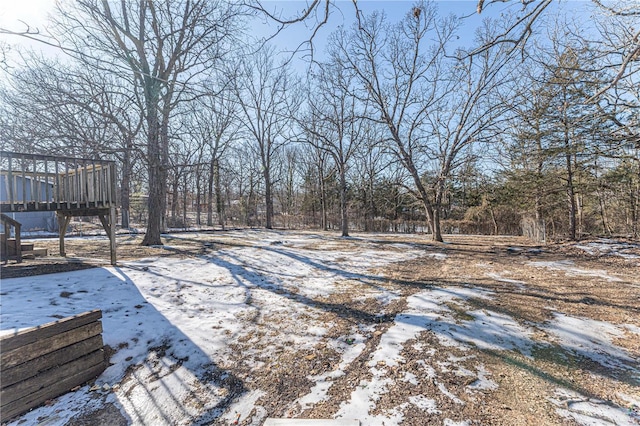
[{"xmin": 0, "ymin": 310, "xmax": 107, "ymax": 421}]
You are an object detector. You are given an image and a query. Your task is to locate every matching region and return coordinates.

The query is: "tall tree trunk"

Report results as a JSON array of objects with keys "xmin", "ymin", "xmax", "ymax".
[
  {"xmin": 264, "ymin": 169, "xmax": 273, "ymax": 229},
  {"xmin": 171, "ymin": 178, "xmax": 179, "ymax": 220},
  {"xmin": 142, "ymin": 109, "xmax": 164, "ymax": 246},
  {"xmin": 565, "ymin": 151, "xmax": 577, "ymax": 240},
  {"xmin": 432, "ymin": 208, "xmax": 443, "ymax": 242},
  {"xmin": 340, "ymin": 168, "xmax": 349, "ymax": 237},
  {"xmin": 634, "ymin": 162, "xmax": 640, "ymax": 238},
  {"xmin": 182, "ymin": 173, "xmax": 188, "ymax": 229},
  {"xmin": 489, "ymin": 204, "xmax": 498, "ymax": 235},
  {"xmin": 319, "ymin": 164, "xmax": 328, "ymax": 231},
  {"xmin": 195, "ymin": 166, "xmax": 202, "ymax": 226},
  {"xmin": 214, "ymin": 159, "xmax": 224, "ymax": 229},
  {"xmin": 207, "ymin": 159, "xmax": 214, "ymax": 226},
  {"xmin": 120, "ymin": 145, "xmax": 131, "ymax": 229}
]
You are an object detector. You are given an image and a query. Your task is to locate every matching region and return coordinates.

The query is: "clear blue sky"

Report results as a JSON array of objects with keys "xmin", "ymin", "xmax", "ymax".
[
  {"xmin": 255, "ymin": 1, "xmax": 595, "ymax": 63},
  {"xmin": 0, "ymin": 0, "xmax": 595, "ymax": 64}
]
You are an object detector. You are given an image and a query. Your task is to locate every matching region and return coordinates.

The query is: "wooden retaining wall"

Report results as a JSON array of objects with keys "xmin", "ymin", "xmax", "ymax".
[{"xmin": 0, "ymin": 310, "xmax": 107, "ymax": 421}]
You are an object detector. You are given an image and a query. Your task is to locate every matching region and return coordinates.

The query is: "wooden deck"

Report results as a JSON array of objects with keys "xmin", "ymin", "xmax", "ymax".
[
  {"xmin": 0, "ymin": 151, "xmax": 118, "ymax": 264},
  {"xmin": 0, "ymin": 151, "xmax": 116, "ymax": 213}
]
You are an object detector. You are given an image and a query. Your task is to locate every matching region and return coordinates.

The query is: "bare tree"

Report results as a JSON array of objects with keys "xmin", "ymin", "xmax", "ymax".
[
  {"xmin": 302, "ymin": 57, "xmax": 368, "ymax": 236},
  {"xmin": 49, "ymin": 0, "xmax": 242, "ymax": 245},
  {"xmin": 233, "ymin": 46, "xmax": 300, "ymax": 229},
  {"xmin": 328, "ymin": 3, "xmax": 515, "ymax": 241},
  {"xmin": 186, "ymin": 87, "xmax": 240, "ymax": 228}
]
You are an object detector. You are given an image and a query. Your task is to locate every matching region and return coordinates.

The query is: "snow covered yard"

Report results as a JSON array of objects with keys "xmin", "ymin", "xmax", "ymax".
[{"xmin": 1, "ymin": 231, "xmax": 639, "ymax": 425}]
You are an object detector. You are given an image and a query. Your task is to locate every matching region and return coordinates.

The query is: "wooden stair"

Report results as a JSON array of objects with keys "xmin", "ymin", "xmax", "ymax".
[
  {"xmin": 0, "ymin": 236, "xmax": 48, "ymax": 262},
  {"xmin": 1, "ymin": 214, "xmax": 48, "ymax": 264}
]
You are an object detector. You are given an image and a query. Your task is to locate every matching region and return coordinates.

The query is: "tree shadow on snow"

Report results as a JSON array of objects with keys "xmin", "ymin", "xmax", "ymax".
[{"xmin": 0, "ymin": 267, "xmax": 247, "ymax": 426}]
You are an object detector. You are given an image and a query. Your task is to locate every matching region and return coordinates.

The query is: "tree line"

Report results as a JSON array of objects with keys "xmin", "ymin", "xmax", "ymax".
[{"xmin": 0, "ymin": 0, "xmax": 638, "ymax": 243}]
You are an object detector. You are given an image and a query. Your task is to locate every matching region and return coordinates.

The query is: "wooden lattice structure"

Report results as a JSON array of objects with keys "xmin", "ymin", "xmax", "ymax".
[{"xmin": 0, "ymin": 151, "xmax": 117, "ymax": 264}]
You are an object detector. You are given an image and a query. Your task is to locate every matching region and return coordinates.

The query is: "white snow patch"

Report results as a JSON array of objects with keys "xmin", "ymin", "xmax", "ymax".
[
  {"xmin": 486, "ymin": 272, "xmax": 527, "ymax": 289},
  {"xmin": 335, "ymin": 283, "xmax": 538, "ymax": 423},
  {"xmin": 403, "ymin": 372, "xmax": 419, "ymax": 385},
  {"xmin": 444, "ymin": 419, "xmax": 471, "ymax": 426},
  {"xmin": 437, "ymin": 381, "xmax": 464, "ymax": 404},
  {"xmin": 115, "ymin": 358, "xmax": 226, "ymax": 425},
  {"xmin": 408, "ymin": 395, "xmax": 440, "ymax": 413},
  {"xmin": 416, "ymin": 360, "xmax": 438, "ymax": 380},
  {"xmin": 550, "ymin": 388, "xmax": 639, "ymax": 426},
  {"xmin": 528, "ymin": 260, "xmax": 622, "ymax": 282},
  {"xmin": 466, "ymin": 365, "xmax": 498, "ymax": 392},
  {"xmin": 427, "ymin": 252, "xmax": 448, "ymax": 260},
  {"xmin": 624, "ymin": 324, "xmax": 640, "ymax": 336},
  {"xmin": 294, "ymin": 333, "xmax": 368, "ymax": 412},
  {"xmin": 221, "ymin": 390, "xmax": 267, "ymax": 426},
  {"xmin": 334, "ymin": 373, "xmax": 398, "ymax": 426},
  {"xmin": 575, "ymin": 240, "xmax": 640, "ymax": 260},
  {"xmin": 543, "ymin": 313, "xmax": 640, "ymax": 373}
]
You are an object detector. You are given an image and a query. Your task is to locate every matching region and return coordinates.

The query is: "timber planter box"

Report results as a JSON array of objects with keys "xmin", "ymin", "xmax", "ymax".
[{"xmin": 0, "ymin": 310, "xmax": 107, "ymax": 421}]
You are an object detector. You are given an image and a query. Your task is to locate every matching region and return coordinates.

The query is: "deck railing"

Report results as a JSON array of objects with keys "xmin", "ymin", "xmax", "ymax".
[{"xmin": 0, "ymin": 151, "xmax": 117, "ymax": 212}]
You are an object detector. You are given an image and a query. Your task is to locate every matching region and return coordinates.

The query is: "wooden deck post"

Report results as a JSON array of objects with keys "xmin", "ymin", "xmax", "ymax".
[
  {"xmin": 98, "ymin": 207, "xmax": 117, "ymax": 265},
  {"xmin": 57, "ymin": 212, "xmax": 71, "ymax": 257},
  {"xmin": 109, "ymin": 206, "xmax": 116, "ymax": 265}
]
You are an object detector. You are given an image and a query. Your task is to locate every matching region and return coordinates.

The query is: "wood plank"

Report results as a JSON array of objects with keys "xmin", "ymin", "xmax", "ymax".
[
  {"xmin": 32, "ymin": 157, "xmax": 38, "ymax": 208},
  {"xmin": 1, "ymin": 322, "xmax": 102, "ymax": 369},
  {"xmin": 45, "ymin": 159, "xmax": 50, "ymax": 210},
  {"xmin": 21, "ymin": 157, "xmax": 26, "ymax": 209},
  {"xmin": 7, "ymin": 156, "xmax": 14, "ymax": 206},
  {"xmin": 91, "ymin": 160, "xmax": 97, "ymax": 203},
  {"xmin": 0, "ymin": 349, "xmax": 104, "ymax": 406},
  {"xmin": 0, "ymin": 360, "xmax": 105, "ymax": 421},
  {"xmin": 65, "ymin": 161, "xmax": 70, "ymax": 209},
  {"xmin": 1, "ymin": 335, "xmax": 103, "ymax": 389},
  {"xmin": 54, "ymin": 159, "xmax": 60, "ymax": 207},
  {"xmin": 0, "ymin": 310, "xmax": 101, "ymax": 353}
]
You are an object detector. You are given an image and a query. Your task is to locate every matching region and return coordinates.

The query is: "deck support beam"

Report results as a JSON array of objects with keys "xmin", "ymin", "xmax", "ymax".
[
  {"xmin": 97, "ymin": 206, "xmax": 117, "ymax": 265},
  {"xmin": 57, "ymin": 212, "xmax": 72, "ymax": 257},
  {"xmin": 58, "ymin": 208, "xmax": 117, "ymax": 265}
]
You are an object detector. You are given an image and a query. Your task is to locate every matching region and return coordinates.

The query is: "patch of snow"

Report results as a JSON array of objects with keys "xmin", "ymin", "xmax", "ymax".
[
  {"xmin": 403, "ymin": 372, "xmax": 419, "ymax": 385},
  {"xmin": 542, "ymin": 313, "xmax": 640, "ymax": 373},
  {"xmin": 624, "ymin": 324, "xmax": 640, "ymax": 336},
  {"xmin": 408, "ymin": 395, "xmax": 440, "ymax": 413},
  {"xmin": 407, "ymin": 287, "xmax": 537, "ymax": 357},
  {"xmin": 416, "ymin": 360, "xmax": 438, "ymax": 380},
  {"xmin": 486, "ymin": 272, "xmax": 527, "ymax": 289},
  {"xmin": 427, "ymin": 252, "xmax": 448, "ymax": 260},
  {"xmin": 334, "ymin": 372, "xmax": 398, "ymax": 425},
  {"xmin": 294, "ymin": 332, "xmax": 368, "ymax": 412},
  {"xmin": 221, "ymin": 390, "xmax": 267, "ymax": 426},
  {"xmin": 618, "ymin": 392, "xmax": 640, "ymax": 408},
  {"xmin": 466, "ymin": 365, "xmax": 498, "ymax": 392},
  {"xmin": 114, "ymin": 357, "xmax": 227, "ymax": 425},
  {"xmin": 333, "ymin": 283, "xmax": 539, "ymax": 423},
  {"xmin": 437, "ymin": 381, "xmax": 464, "ymax": 404},
  {"xmin": 443, "ymin": 418, "xmax": 471, "ymax": 426},
  {"xmin": 550, "ymin": 388, "xmax": 638, "ymax": 426},
  {"xmin": 528, "ymin": 260, "xmax": 622, "ymax": 282},
  {"xmin": 575, "ymin": 240, "xmax": 640, "ymax": 260}
]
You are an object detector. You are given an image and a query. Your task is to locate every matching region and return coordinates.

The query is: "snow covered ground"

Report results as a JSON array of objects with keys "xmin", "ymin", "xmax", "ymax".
[{"xmin": 1, "ymin": 231, "xmax": 638, "ymax": 425}]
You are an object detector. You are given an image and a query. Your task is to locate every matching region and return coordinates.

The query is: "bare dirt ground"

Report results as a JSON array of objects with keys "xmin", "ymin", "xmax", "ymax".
[{"xmin": 2, "ymin": 232, "xmax": 639, "ymax": 425}]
